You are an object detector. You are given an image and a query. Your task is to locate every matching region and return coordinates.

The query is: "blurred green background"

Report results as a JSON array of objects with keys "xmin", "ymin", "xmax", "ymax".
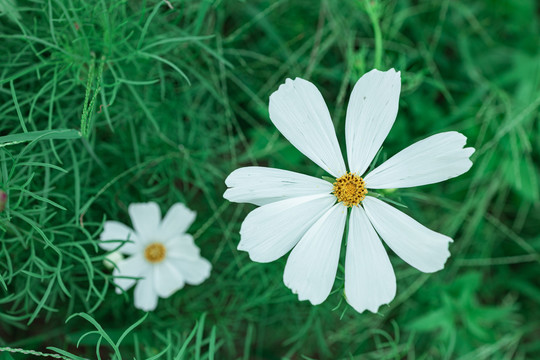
[{"xmin": 0, "ymin": 0, "xmax": 539, "ymax": 359}]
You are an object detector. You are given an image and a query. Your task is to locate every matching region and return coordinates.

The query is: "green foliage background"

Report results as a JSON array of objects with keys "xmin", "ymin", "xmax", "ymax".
[{"xmin": 0, "ymin": 0, "xmax": 539, "ymax": 358}]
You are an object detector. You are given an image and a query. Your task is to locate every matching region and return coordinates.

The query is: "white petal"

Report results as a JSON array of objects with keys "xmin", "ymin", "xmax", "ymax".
[
  {"xmin": 166, "ymin": 235, "xmax": 202, "ymax": 260},
  {"xmin": 134, "ymin": 275, "xmax": 159, "ymax": 311},
  {"xmin": 128, "ymin": 202, "xmax": 161, "ymax": 241},
  {"xmin": 283, "ymin": 204, "xmax": 347, "ymax": 305},
  {"xmin": 163, "ymin": 237, "xmax": 211, "ymax": 286},
  {"xmin": 224, "ymin": 166, "xmax": 333, "ymax": 206},
  {"xmin": 345, "ymin": 69, "xmax": 401, "ymax": 175},
  {"xmin": 345, "ymin": 206, "xmax": 396, "ymax": 313},
  {"xmin": 112, "ymin": 255, "xmax": 149, "ymax": 294},
  {"xmin": 269, "ymin": 78, "xmax": 346, "ymax": 177},
  {"xmin": 103, "ymin": 251, "xmax": 124, "ymax": 270},
  {"xmin": 172, "ymin": 257, "xmax": 212, "ymax": 285},
  {"xmin": 153, "ymin": 261, "xmax": 185, "ymax": 298},
  {"xmin": 238, "ymin": 194, "xmax": 336, "ymax": 263},
  {"xmin": 158, "ymin": 203, "xmax": 196, "ymax": 240},
  {"xmin": 364, "ymin": 131, "xmax": 475, "ymax": 189},
  {"xmin": 363, "ymin": 196, "xmax": 452, "ymax": 273},
  {"xmin": 99, "ymin": 221, "xmax": 141, "ymax": 255}
]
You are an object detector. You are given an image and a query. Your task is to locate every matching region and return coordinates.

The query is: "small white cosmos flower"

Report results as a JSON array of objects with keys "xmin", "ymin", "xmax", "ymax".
[
  {"xmin": 224, "ymin": 69, "xmax": 474, "ymax": 313},
  {"xmin": 99, "ymin": 202, "xmax": 212, "ymax": 311}
]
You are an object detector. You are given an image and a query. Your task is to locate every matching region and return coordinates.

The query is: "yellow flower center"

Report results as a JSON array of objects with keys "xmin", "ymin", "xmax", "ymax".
[
  {"xmin": 144, "ymin": 242, "xmax": 166, "ymax": 263},
  {"xmin": 333, "ymin": 172, "xmax": 368, "ymax": 207}
]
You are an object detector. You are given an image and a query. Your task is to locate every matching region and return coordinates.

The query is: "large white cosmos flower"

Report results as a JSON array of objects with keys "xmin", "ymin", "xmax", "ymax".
[
  {"xmin": 224, "ymin": 69, "xmax": 474, "ymax": 313},
  {"xmin": 99, "ymin": 202, "xmax": 212, "ymax": 311}
]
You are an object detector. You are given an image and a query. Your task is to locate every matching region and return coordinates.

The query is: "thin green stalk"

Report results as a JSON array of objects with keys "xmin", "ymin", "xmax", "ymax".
[{"xmin": 363, "ymin": 0, "xmax": 383, "ymax": 69}]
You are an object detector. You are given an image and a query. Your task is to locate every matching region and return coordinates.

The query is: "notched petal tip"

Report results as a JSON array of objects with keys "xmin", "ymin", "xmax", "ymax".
[
  {"xmin": 348, "ymin": 299, "xmax": 389, "ymax": 314},
  {"xmin": 224, "ymin": 171, "xmax": 236, "ymax": 187},
  {"xmin": 236, "ymin": 240, "xmax": 249, "ymax": 253},
  {"xmin": 464, "ymin": 146, "xmax": 476, "ymax": 157},
  {"xmin": 452, "ymin": 134, "xmax": 475, "ymax": 163},
  {"xmin": 237, "ymin": 232, "xmax": 274, "ymax": 264},
  {"xmin": 368, "ymin": 303, "xmax": 386, "ymax": 314},
  {"xmin": 189, "ymin": 258, "xmax": 212, "ymax": 285},
  {"xmin": 247, "ymin": 254, "xmax": 268, "ymax": 263},
  {"xmin": 368, "ymin": 67, "xmax": 401, "ymax": 78},
  {"xmin": 346, "ymin": 292, "xmax": 396, "ymax": 314},
  {"xmin": 424, "ymin": 238, "xmax": 452, "ymax": 274},
  {"xmin": 247, "ymin": 251, "xmax": 269, "ymax": 263},
  {"xmin": 284, "ymin": 280, "xmax": 325, "ymax": 306},
  {"xmin": 271, "ymin": 77, "xmax": 308, "ymax": 97},
  {"xmin": 307, "ymin": 297, "xmax": 324, "ymax": 306},
  {"xmin": 223, "ymin": 169, "xmax": 245, "ymax": 201},
  {"xmin": 222, "ymin": 188, "xmax": 232, "ymax": 200},
  {"xmin": 457, "ymin": 142, "xmax": 475, "ymax": 175},
  {"xmin": 274, "ymin": 77, "xmax": 297, "ymax": 92}
]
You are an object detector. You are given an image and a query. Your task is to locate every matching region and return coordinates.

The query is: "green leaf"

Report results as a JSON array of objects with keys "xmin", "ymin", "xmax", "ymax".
[
  {"xmin": 0, "ymin": 129, "xmax": 81, "ymax": 147},
  {"xmin": 322, "ymin": 176, "xmax": 335, "ymax": 183}
]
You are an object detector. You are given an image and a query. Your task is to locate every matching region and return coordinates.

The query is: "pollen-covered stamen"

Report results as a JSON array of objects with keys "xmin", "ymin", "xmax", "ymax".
[
  {"xmin": 144, "ymin": 242, "xmax": 166, "ymax": 263},
  {"xmin": 333, "ymin": 172, "xmax": 368, "ymax": 207}
]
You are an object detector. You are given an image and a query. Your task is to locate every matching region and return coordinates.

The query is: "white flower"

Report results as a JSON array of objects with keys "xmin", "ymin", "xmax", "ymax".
[
  {"xmin": 224, "ymin": 69, "xmax": 474, "ymax": 313},
  {"xmin": 99, "ymin": 202, "xmax": 212, "ymax": 311}
]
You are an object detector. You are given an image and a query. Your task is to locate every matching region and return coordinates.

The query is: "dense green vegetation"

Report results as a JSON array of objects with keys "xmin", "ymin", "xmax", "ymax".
[{"xmin": 1, "ymin": 0, "xmax": 539, "ymax": 358}]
